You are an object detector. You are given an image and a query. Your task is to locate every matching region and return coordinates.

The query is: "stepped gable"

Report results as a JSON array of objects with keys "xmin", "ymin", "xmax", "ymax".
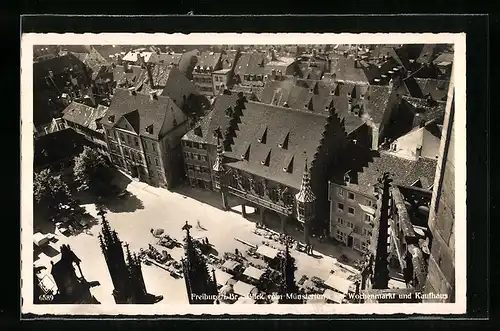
[{"xmin": 224, "ymin": 101, "xmax": 332, "ymax": 190}]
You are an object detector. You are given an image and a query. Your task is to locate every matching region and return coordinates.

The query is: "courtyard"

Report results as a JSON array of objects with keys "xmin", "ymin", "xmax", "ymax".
[{"xmin": 33, "ymin": 171, "xmax": 366, "ymax": 305}]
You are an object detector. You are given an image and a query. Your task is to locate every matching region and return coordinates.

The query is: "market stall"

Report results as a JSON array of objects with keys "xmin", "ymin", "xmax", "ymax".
[
  {"xmin": 215, "ymin": 269, "xmax": 234, "ymax": 286},
  {"xmin": 232, "ymin": 281, "xmax": 258, "ymax": 297},
  {"xmin": 256, "ymin": 245, "xmax": 279, "ymax": 260},
  {"xmin": 243, "ymin": 266, "xmax": 265, "ymax": 281},
  {"xmin": 323, "ymin": 289, "xmax": 345, "ymax": 303},
  {"xmin": 325, "ymin": 274, "xmax": 354, "ymax": 295}
]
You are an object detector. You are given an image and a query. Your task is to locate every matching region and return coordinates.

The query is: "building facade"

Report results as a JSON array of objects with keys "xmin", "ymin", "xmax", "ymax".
[
  {"xmin": 102, "ymin": 88, "xmax": 190, "ymax": 188},
  {"xmin": 423, "ymin": 87, "xmax": 455, "ymax": 302},
  {"xmin": 192, "ymin": 52, "xmax": 223, "ymax": 96},
  {"xmin": 328, "ymin": 144, "xmax": 437, "ymax": 254}
]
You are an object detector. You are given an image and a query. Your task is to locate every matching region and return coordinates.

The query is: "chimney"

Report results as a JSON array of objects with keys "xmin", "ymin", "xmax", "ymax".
[
  {"xmin": 271, "ymin": 48, "xmax": 278, "ymax": 61},
  {"xmin": 137, "ymin": 54, "xmax": 146, "ymax": 68},
  {"xmin": 123, "ymin": 61, "xmax": 130, "ymax": 73},
  {"xmin": 354, "ymin": 58, "xmax": 359, "ymax": 68}
]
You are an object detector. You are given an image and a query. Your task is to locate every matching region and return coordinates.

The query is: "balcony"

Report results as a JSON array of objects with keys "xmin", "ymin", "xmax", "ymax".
[{"xmin": 227, "ymin": 186, "xmax": 293, "ymax": 216}]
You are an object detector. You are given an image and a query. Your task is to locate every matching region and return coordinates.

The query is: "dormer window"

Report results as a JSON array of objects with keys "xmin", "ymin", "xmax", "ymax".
[
  {"xmin": 146, "ymin": 124, "xmax": 154, "ymax": 134},
  {"xmin": 278, "ymin": 132, "xmax": 289, "ymax": 149},
  {"xmin": 257, "ymin": 126, "xmax": 267, "ymax": 144},
  {"xmin": 108, "ymin": 115, "xmax": 115, "ymax": 122},
  {"xmin": 261, "ymin": 150, "xmax": 271, "ymax": 166},
  {"xmin": 241, "ymin": 143, "xmax": 251, "ymax": 161},
  {"xmin": 282, "ymin": 155, "xmax": 294, "ymax": 173}
]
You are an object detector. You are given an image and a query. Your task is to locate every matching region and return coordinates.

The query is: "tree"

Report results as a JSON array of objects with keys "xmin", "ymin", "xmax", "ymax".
[
  {"xmin": 73, "ymin": 146, "xmax": 114, "ymax": 196},
  {"xmin": 34, "ymin": 168, "xmax": 72, "ymax": 217}
]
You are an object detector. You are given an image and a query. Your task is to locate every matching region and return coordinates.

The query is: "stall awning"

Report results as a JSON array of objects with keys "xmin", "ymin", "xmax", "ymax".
[
  {"xmin": 325, "ymin": 274, "xmax": 354, "ymax": 294},
  {"xmin": 243, "ymin": 266, "xmax": 265, "ymax": 280},
  {"xmin": 215, "ymin": 269, "xmax": 234, "ymax": 286},
  {"xmin": 323, "ymin": 289, "xmax": 345, "ymax": 303},
  {"xmin": 256, "ymin": 245, "xmax": 279, "ymax": 259},
  {"xmin": 222, "ymin": 260, "xmax": 241, "ymax": 272},
  {"xmin": 233, "ymin": 281, "xmax": 258, "ymax": 297}
]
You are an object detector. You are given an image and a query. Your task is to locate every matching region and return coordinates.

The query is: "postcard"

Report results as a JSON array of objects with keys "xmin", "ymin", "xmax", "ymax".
[{"xmin": 21, "ymin": 32, "xmax": 466, "ymax": 316}]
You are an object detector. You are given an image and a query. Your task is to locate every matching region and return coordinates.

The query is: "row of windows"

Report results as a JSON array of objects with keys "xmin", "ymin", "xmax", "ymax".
[
  {"xmin": 194, "ymin": 77, "xmax": 213, "ymax": 84},
  {"xmin": 336, "ymin": 217, "xmax": 371, "ymax": 236},
  {"xmin": 183, "ymin": 141, "xmax": 206, "ymax": 149},
  {"xmin": 146, "ymin": 155, "xmax": 160, "ymax": 167},
  {"xmin": 198, "ymin": 86, "xmax": 213, "ymax": 92},
  {"xmin": 337, "ymin": 202, "xmax": 355, "ymax": 215},
  {"xmin": 106, "ymin": 128, "xmax": 159, "ymax": 154},
  {"xmin": 184, "ymin": 152, "xmax": 207, "ymax": 162},
  {"xmin": 187, "ymin": 164, "xmax": 210, "ymax": 175},
  {"xmin": 213, "ymin": 75, "xmax": 226, "ymax": 82}
]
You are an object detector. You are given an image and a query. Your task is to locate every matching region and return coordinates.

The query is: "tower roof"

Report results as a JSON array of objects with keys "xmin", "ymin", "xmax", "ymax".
[
  {"xmin": 212, "ymin": 137, "xmax": 225, "ymax": 172},
  {"xmin": 295, "ymin": 155, "xmax": 316, "ymax": 203}
]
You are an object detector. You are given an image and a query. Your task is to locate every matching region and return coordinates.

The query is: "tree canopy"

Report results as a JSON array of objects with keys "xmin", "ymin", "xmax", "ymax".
[
  {"xmin": 33, "ymin": 168, "xmax": 72, "ymax": 217},
  {"xmin": 73, "ymin": 146, "xmax": 114, "ymax": 196}
]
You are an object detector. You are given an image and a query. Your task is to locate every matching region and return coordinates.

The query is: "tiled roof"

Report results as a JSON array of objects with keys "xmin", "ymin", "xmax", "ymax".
[
  {"xmin": 178, "ymin": 49, "xmax": 199, "ymax": 79},
  {"xmin": 34, "ymin": 128, "xmax": 92, "ymax": 168},
  {"xmin": 91, "ymin": 45, "xmax": 125, "ymax": 60},
  {"xmin": 332, "ymin": 143, "xmax": 437, "ymax": 195},
  {"xmin": 363, "ymin": 85, "xmax": 394, "ymax": 124},
  {"xmin": 260, "ymin": 78, "xmax": 388, "ymax": 133},
  {"xmin": 195, "ymin": 51, "xmax": 222, "ymax": 69},
  {"xmin": 182, "ymin": 93, "xmax": 241, "ymax": 145},
  {"xmin": 416, "ymin": 44, "xmax": 437, "ymax": 64},
  {"xmin": 224, "ymin": 101, "xmax": 333, "ymax": 190},
  {"xmin": 158, "ymin": 65, "xmax": 199, "ymax": 109},
  {"xmin": 148, "ymin": 52, "xmax": 182, "ymax": 65},
  {"xmin": 83, "ymin": 48, "xmax": 110, "ymax": 75},
  {"xmin": 402, "ymin": 96, "xmax": 447, "ymax": 126},
  {"xmin": 332, "ymin": 55, "xmax": 371, "ymax": 84},
  {"xmin": 234, "ymin": 52, "xmax": 268, "ymax": 77},
  {"xmin": 413, "ymin": 78, "xmax": 450, "ymax": 101},
  {"xmin": 104, "ymin": 88, "xmax": 187, "ymax": 140},
  {"xmin": 221, "ymin": 50, "xmax": 238, "ymax": 70},
  {"xmin": 433, "ymin": 52, "xmax": 454, "ymax": 64},
  {"xmin": 229, "ymin": 84, "xmax": 264, "ymax": 101},
  {"xmin": 62, "ymin": 101, "xmax": 108, "ymax": 132},
  {"xmin": 33, "ymin": 89, "xmax": 65, "ymax": 127},
  {"xmin": 33, "ymin": 54, "xmax": 85, "ymax": 80},
  {"xmin": 112, "ymin": 64, "xmax": 143, "ymax": 86},
  {"xmin": 122, "ymin": 51, "xmax": 153, "ymax": 63}
]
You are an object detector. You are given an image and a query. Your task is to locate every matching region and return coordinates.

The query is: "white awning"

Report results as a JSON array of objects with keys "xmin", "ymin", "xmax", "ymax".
[
  {"xmin": 33, "ymin": 233, "xmax": 49, "ymax": 246},
  {"xmin": 323, "ymin": 289, "xmax": 345, "ymax": 303},
  {"xmin": 243, "ymin": 266, "xmax": 265, "ymax": 280},
  {"xmin": 214, "ymin": 269, "xmax": 233, "ymax": 286},
  {"xmin": 256, "ymin": 245, "xmax": 279, "ymax": 259},
  {"xmin": 325, "ymin": 274, "xmax": 354, "ymax": 294},
  {"xmin": 233, "ymin": 281, "xmax": 258, "ymax": 297}
]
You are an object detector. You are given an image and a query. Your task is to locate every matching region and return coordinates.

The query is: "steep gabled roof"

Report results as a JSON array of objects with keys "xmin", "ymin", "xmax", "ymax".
[
  {"xmin": 112, "ymin": 64, "xmax": 143, "ymax": 86},
  {"xmin": 224, "ymin": 102, "xmax": 333, "ymax": 189},
  {"xmin": 182, "ymin": 93, "xmax": 241, "ymax": 144},
  {"xmin": 62, "ymin": 101, "xmax": 108, "ymax": 131},
  {"xmin": 33, "ymin": 53, "xmax": 85, "ymax": 80}
]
